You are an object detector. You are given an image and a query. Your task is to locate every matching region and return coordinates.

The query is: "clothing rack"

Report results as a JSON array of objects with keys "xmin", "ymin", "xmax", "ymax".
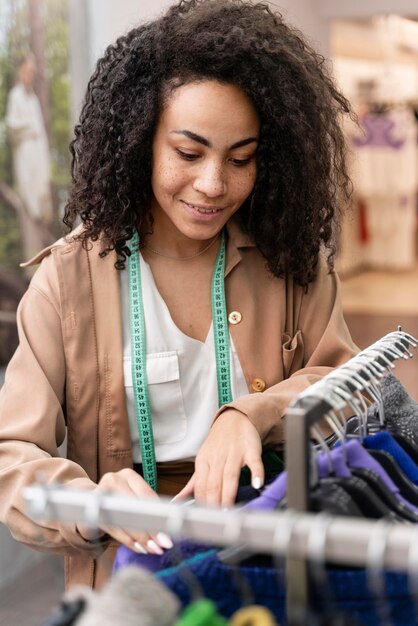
[
  {"xmin": 285, "ymin": 329, "xmax": 418, "ymax": 622},
  {"xmin": 23, "ymin": 329, "xmax": 418, "ymax": 624},
  {"xmin": 23, "ymin": 481, "xmax": 418, "ymax": 569}
]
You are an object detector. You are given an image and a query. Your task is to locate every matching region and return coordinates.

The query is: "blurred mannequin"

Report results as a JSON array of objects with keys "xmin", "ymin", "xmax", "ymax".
[{"xmin": 6, "ymin": 53, "xmax": 53, "ymax": 261}]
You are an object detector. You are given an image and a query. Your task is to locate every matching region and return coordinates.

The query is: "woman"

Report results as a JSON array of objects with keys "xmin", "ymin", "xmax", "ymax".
[{"xmin": 0, "ymin": 0, "xmax": 358, "ymax": 589}]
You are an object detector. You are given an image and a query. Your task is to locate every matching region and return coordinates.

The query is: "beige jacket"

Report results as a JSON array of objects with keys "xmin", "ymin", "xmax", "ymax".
[{"xmin": 0, "ymin": 220, "xmax": 358, "ymax": 589}]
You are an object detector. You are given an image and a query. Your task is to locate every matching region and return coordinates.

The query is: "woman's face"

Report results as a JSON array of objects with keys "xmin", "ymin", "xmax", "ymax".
[{"xmin": 150, "ymin": 80, "xmax": 260, "ymax": 243}]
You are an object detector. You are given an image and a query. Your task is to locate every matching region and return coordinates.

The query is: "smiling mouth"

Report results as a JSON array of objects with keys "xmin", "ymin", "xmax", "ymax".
[{"xmin": 182, "ymin": 201, "xmax": 225, "ymax": 214}]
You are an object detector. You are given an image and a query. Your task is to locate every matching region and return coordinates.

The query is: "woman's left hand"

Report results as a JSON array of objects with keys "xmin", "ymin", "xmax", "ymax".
[{"xmin": 174, "ymin": 409, "xmax": 264, "ymax": 507}]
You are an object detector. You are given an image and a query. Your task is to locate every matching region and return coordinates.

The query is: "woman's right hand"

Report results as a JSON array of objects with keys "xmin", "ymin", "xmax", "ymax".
[{"xmin": 76, "ymin": 469, "xmax": 173, "ymax": 555}]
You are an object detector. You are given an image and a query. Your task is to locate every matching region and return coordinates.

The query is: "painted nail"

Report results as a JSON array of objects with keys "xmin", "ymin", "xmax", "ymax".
[
  {"xmin": 134, "ymin": 541, "xmax": 148, "ymax": 554},
  {"xmin": 252, "ymin": 476, "xmax": 263, "ymax": 489},
  {"xmin": 156, "ymin": 532, "xmax": 174, "ymax": 549},
  {"xmin": 147, "ymin": 539, "xmax": 164, "ymax": 555}
]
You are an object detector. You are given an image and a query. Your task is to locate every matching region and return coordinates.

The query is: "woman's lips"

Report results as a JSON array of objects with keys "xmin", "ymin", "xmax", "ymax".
[{"xmin": 181, "ymin": 200, "xmax": 226, "ymax": 219}]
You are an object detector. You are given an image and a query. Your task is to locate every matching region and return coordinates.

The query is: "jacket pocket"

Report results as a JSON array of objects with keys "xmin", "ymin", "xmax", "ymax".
[
  {"xmin": 124, "ymin": 351, "xmax": 187, "ymax": 445},
  {"xmin": 281, "ymin": 330, "xmax": 304, "ymax": 378}
]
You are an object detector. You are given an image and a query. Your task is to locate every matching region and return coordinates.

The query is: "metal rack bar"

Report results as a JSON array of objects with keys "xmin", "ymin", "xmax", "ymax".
[{"xmin": 23, "ymin": 483, "xmax": 418, "ymax": 570}]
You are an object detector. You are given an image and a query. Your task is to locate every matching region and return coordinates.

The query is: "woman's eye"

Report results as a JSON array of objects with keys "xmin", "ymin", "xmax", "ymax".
[
  {"xmin": 230, "ymin": 157, "xmax": 253, "ymax": 167},
  {"xmin": 175, "ymin": 149, "xmax": 198, "ymax": 161}
]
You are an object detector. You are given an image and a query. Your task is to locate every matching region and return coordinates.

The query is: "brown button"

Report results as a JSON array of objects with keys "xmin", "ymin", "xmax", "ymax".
[
  {"xmin": 228, "ymin": 311, "xmax": 242, "ymax": 325},
  {"xmin": 251, "ymin": 378, "xmax": 266, "ymax": 392}
]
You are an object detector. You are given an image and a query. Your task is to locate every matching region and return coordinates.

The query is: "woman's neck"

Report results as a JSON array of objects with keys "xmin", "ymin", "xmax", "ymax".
[{"xmin": 140, "ymin": 212, "xmax": 223, "ymax": 260}]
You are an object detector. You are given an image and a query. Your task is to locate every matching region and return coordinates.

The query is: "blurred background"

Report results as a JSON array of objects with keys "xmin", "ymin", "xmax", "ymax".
[{"xmin": 0, "ymin": 0, "xmax": 418, "ymax": 623}]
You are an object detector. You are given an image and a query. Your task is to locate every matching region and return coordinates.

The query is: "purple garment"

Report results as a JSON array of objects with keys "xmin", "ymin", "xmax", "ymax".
[
  {"xmin": 317, "ymin": 448, "xmax": 351, "ymax": 478},
  {"xmin": 352, "ymin": 115, "xmax": 406, "ymax": 149},
  {"xmin": 244, "ymin": 439, "xmax": 418, "ymax": 513},
  {"xmin": 113, "ymin": 546, "xmax": 164, "ymax": 573},
  {"xmin": 333, "ymin": 440, "xmax": 418, "ymax": 513},
  {"xmin": 244, "ymin": 471, "xmax": 287, "ymax": 511}
]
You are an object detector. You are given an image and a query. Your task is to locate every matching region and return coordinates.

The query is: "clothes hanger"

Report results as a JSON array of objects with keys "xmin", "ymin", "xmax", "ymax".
[
  {"xmin": 331, "ymin": 357, "xmax": 418, "ymax": 498},
  {"xmin": 292, "ymin": 383, "xmax": 406, "ymax": 520},
  {"xmin": 407, "ymin": 525, "xmax": 418, "ymax": 624},
  {"xmin": 305, "ymin": 513, "xmax": 365, "ymax": 626},
  {"xmin": 338, "ymin": 364, "xmax": 418, "ymax": 466},
  {"xmin": 322, "ymin": 410, "xmax": 418, "ymax": 523},
  {"xmin": 338, "ymin": 355, "xmax": 418, "ymax": 471},
  {"xmin": 226, "ymin": 511, "xmax": 280, "ymax": 626},
  {"xmin": 158, "ymin": 506, "xmax": 230, "ymax": 626},
  {"xmin": 314, "ymin": 416, "xmax": 406, "ymax": 522},
  {"xmin": 365, "ymin": 520, "xmax": 394, "ymax": 626}
]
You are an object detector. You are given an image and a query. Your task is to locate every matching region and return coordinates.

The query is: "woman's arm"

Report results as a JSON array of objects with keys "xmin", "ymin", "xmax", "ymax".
[
  {"xmin": 0, "ymin": 255, "xmax": 170, "ymax": 557},
  {"xmin": 177, "ymin": 255, "xmax": 357, "ymax": 506},
  {"xmin": 0, "ymin": 260, "xmax": 105, "ymax": 554},
  {"xmin": 213, "ymin": 254, "xmax": 358, "ymax": 445}
]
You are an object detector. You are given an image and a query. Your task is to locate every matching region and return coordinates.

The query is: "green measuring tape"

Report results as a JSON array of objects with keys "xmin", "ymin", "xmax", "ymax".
[{"xmin": 128, "ymin": 230, "xmax": 232, "ymax": 491}]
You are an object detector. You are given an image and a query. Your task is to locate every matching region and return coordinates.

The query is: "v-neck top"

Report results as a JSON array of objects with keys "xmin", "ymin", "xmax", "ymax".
[{"xmin": 120, "ymin": 254, "xmax": 249, "ymax": 463}]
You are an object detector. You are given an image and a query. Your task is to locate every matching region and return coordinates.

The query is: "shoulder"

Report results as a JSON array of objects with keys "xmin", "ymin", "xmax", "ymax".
[
  {"xmin": 20, "ymin": 224, "xmax": 101, "ymax": 269},
  {"xmin": 20, "ymin": 226, "xmax": 92, "ymax": 300}
]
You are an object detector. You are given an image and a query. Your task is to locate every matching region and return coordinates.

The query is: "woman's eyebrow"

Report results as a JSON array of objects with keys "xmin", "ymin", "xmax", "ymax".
[{"xmin": 171, "ymin": 129, "xmax": 258, "ymax": 149}]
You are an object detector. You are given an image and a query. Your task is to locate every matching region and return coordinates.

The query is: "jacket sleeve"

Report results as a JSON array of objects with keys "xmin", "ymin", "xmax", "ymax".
[
  {"xmin": 0, "ymin": 254, "xmax": 105, "ymax": 556},
  {"xmin": 213, "ymin": 255, "xmax": 359, "ymax": 445}
]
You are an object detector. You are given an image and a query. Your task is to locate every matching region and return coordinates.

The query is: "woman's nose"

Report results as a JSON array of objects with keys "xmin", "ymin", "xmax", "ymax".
[{"xmin": 192, "ymin": 162, "xmax": 226, "ymax": 197}]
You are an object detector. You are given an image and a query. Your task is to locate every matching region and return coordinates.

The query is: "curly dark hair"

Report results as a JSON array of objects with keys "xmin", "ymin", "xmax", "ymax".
[{"xmin": 64, "ymin": 0, "xmax": 354, "ymax": 286}]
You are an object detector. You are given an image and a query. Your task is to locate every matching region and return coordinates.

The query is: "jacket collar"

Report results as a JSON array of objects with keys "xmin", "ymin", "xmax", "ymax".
[{"xmin": 225, "ymin": 218, "xmax": 256, "ymax": 277}]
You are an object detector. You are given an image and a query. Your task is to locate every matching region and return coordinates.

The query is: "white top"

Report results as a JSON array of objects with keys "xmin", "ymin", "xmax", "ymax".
[{"xmin": 120, "ymin": 254, "xmax": 249, "ymax": 463}]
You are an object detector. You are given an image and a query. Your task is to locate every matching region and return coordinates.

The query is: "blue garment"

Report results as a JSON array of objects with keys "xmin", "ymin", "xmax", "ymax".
[
  {"xmin": 364, "ymin": 432, "xmax": 418, "ymax": 485},
  {"xmin": 156, "ymin": 550, "xmax": 416, "ymax": 626}
]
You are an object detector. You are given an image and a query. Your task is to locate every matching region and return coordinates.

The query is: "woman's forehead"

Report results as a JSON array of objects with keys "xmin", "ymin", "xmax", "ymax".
[{"xmin": 157, "ymin": 80, "xmax": 260, "ymax": 140}]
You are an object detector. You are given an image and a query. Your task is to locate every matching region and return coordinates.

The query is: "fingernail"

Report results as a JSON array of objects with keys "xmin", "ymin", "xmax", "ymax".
[
  {"xmin": 156, "ymin": 532, "xmax": 174, "ymax": 549},
  {"xmin": 134, "ymin": 541, "xmax": 148, "ymax": 554},
  {"xmin": 252, "ymin": 476, "xmax": 263, "ymax": 489},
  {"xmin": 169, "ymin": 495, "xmax": 178, "ymax": 503},
  {"xmin": 147, "ymin": 539, "xmax": 164, "ymax": 555}
]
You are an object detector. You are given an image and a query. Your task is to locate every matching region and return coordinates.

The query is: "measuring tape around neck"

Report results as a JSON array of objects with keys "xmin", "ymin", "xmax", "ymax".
[{"xmin": 128, "ymin": 230, "xmax": 232, "ymax": 490}]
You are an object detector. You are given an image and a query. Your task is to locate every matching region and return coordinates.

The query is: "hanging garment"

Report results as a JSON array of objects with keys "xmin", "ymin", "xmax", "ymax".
[
  {"xmin": 364, "ymin": 431, "xmax": 418, "ymax": 485},
  {"xmin": 367, "ymin": 372, "xmax": 418, "ymax": 444},
  {"xmin": 244, "ymin": 439, "xmax": 418, "ymax": 519},
  {"xmin": 350, "ymin": 108, "xmax": 418, "ymax": 197},
  {"xmin": 153, "ymin": 548, "xmax": 415, "ymax": 626},
  {"xmin": 42, "ymin": 565, "xmax": 181, "ymax": 626}
]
